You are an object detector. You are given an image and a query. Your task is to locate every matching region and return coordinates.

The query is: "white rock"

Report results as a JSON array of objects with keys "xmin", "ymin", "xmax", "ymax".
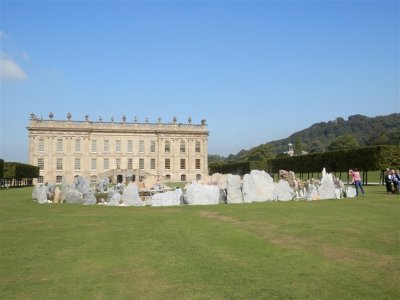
[
  {"xmin": 318, "ymin": 172, "xmax": 336, "ymax": 200},
  {"xmin": 227, "ymin": 174, "xmax": 243, "ymax": 204},
  {"xmin": 335, "ymin": 188, "xmax": 342, "ymax": 199},
  {"xmin": 272, "ymin": 180, "xmax": 293, "ymax": 201},
  {"xmin": 242, "ymin": 170, "xmax": 275, "ymax": 203},
  {"xmin": 151, "ymin": 189, "xmax": 182, "ymax": 207},
  {"xmin": 305, "ymin": 184, "xmax": 319, "ymax": 201},
  {"xmin": 63, "ymin": 188, "xmax": 84, "ymax": 204},
  {"xmin": 53, "ymin": 186, "xmax": 61, "ymax": 203},
  {"xmin": 186, "ymin": 183, "xmax": 220, "ymax": 205},
  {"xmin": 83, "ymin": 193, "xmax": 97, "ymax": 205},
  {"xmin": 108, "ymin": 193, "xmax": 121, "ymax": 206},
  {"xmin": 121, "ymin": 182, "xmax": 143, "ymax": 206},
  {"xmin": 32, "ymin": 184, "xmax": 42, "ymax": 200},
  {"xmin": 346, "ymin": 186, "xmax": 357, "ymax": 198}
]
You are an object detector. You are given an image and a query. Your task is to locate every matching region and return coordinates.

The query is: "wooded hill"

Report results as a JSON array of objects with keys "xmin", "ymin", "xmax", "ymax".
[{"xmin": 210, "ymin": 113, "xmax": 400, "ymax": 163}]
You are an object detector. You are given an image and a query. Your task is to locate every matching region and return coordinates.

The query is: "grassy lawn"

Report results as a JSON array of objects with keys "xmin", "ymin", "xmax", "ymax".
[{"xmin": 0, "ymin": 186, "xmax": 399, "ymax": 299}]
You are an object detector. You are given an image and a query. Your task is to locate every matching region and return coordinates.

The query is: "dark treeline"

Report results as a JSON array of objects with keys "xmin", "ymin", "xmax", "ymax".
[
  {"xmin": 209, "ymin": 113, "xmax": 400, "ymax": 164},
  {"xmin": 0, "ymin": 161, "xmax": 39, "ymax": 187}
]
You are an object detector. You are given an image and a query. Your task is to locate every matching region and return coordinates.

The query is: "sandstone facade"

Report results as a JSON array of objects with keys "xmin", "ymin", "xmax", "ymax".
[{"xmin": 27, "ymin": 114, "xmax": 209, "ymax": 184}]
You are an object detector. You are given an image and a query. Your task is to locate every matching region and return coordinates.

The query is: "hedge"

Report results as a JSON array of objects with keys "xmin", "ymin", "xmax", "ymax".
[
  {"xmin": 2, "ymin": 162, "xmax": 40, "ymax": 187},
  {"xmin": 209, "ymin": 161, "xmax": 251, "ymax": 176},
  {"xmin": 0, "ymin": 159, "xmax": 3, "ymax": 179},
  {"xmin": 268, "ymin": 145, "xmax": 400, "ymax": 173}
]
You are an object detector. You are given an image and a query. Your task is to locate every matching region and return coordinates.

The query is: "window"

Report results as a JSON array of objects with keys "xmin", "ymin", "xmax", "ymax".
[
  {"xmin": 195, "ymin": 159, "xmax": 201, "ymax": 170},
  {"xmin": 181, "ymin": 174, "xmax": 186, "ymax": 181},
  {"xmin": 116, "ymin": 158, "xmax": 121, "ymax": 169},
  {"xmin": 128, "ymin": 158, "xmax": 133, "ymax": 169},
  {"xmin": 165, "ymin": 174, "xmax": 171, "ymax": 180},
  {"xmin": 180, "ymin": 159, "xmax": 185, "ymax": 170},
  {"xmin": 150, "ymin": 141, "xmax": 156, "ymax": 153},
  {"xmin": 165, "ymin": 158, "xmax": 170, "ymax": 170},
  {"xmin": 75, "ymin": 139, "xmax": 81, "ymax": 152},
  {"xmin": 150, "ymin": 159, "xmax": 156, "ymax": 170},
  {"xmin": 195, "ymin": 141, "xmax": 201, "ymax": 153},
  {"xmin": 74, "ymin": 158, "xmax": 81, "ymax": 170},
  {"xmin": 57, "ymin": 139, "xmax": 63, "ymax": 152},
  {"xmin": 91, "ymin": 175, "xmax": 97, "ymax": 184},
  {"xmin": 180, "ymin": 140, "xmax": 186, "ymax": 153},
  {"xmin": 56, "ymin": 158, "xmax": 63, "ymax": 170},
  {"xmin": 37, "ymin": 158, "xmax": 44, "ymax": 170},
  {"xmin": 116, "ymin": 140, "xmax": 121, "ymax": 152},
  {"xmin": 139, "ymin": 140, "xmax": 144, "ymax": 153},
  {"xmin": 104, "ymin": 158, "xmax": 109, "ymax": 170},
  {"xmin": 104, "ymin": 140, "xmax": 109, "ymax": 152},
  {"xmin": 56, "ymin": 175, "xmax": 63, "ymax": 183},
  {"xmin": 38, "ymin": 176, "xmax": 44, "ymax": 183},
  {"xmin": 139, "ymin": 158, "xmax": 144, "ymax": 170},
  {"xmin": 91, "ymin": 158, "xmax": 97, "ymax": 170},
  {"xmin": 127, "ymin": 140, "xmax": 133, "ymax": 153},
  {"xmin": 38, "ymin": 139, "xmax": 44, "ymax": 152},
  {"xmin": 196, "ymin": 174, "xmax": 202, "ymax": 181},
  {"xmin": 165, "ymin": 141, "xmax": 170, "ymax": 153},
  {"xmin": 91, "ymin": 140, "xmax": 97, "ymax": 152}
]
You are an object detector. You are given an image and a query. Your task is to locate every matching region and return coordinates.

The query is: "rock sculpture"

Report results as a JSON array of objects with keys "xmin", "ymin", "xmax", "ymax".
[
  {"xmin": 186, "ymin": 183, "xmax": 220, "ymax": 205},
  {"xmin": 53, "ymin": 186, "xmax": 61, "ymax": 203},
  {"xmin": 121, "ymin": 182, "xmax": 142, "ymax": 206},
  {"xmin": 83, "ymin": 193, "xmax": 97, "ymax": 205},
  {"xmin": 226, "ymin": 175, "xmax": 243, "ymax": 204},
  {"xmin": 242, "ymin": 170, "xmax": 275, "ymax": 203},
  {"xmin": 151, "ymin": 189, "xmax": 182, "ymax": 206},
  {"xmin": 272, "ymin": 180, "xmax": 293, "ymax": 201}
]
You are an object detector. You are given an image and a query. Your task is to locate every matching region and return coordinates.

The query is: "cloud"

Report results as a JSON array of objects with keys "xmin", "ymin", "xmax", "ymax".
[{"xmin": 1, "ymin": 53, "xmax": 28, "ymax": 81}]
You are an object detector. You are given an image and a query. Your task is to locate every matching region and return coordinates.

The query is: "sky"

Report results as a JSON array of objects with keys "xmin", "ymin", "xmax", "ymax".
[{"xmin": 0, "ymin": 0, "xmax": 399, "ymax": 163}]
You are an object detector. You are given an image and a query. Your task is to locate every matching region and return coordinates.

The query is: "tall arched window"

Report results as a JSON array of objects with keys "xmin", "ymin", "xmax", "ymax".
[
  {"xmin": 56, "ymin": 175, "xmax": 63, "ymax": 183},
  {"xmin": 181, "ymin": 174, "xmax": 186, "ymax": 182}
]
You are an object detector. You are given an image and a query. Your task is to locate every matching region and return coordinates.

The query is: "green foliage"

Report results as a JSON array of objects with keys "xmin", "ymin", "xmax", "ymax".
[
  {"xmin": 268, "ymin": 145, "xmax": 400, "ymax": 173},
  {"xmin": 0, "ymin": 159, "xmax": 4, "ymax": 179},
  {"xmin": 209, "ymin": 161, "xmax": 251, "ymax": 175},
  {"xmin": 208, "ymin": 154, "xmax": 226, "ymax": 164},
  {"xmin": 294, "ymin": 137, "xmax": 303, "ymax": 155},
  {"xmin": 3, "ymin": 162, "xmax": 40, "ymax": 180},
  {"xmin": 212, "ymin": 113, "xmax": 400, "ymax": 161},
  {"xmin": 0, "ymin": 186, "xmax": 399, "ymax": 299},
  {"xmin": 328, "ymin": 134, "xmax": 359, "ymax": 151}
]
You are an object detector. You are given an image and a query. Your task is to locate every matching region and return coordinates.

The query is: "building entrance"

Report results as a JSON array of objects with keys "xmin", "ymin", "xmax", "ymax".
[{"xmin": 117, "ymin": 175, "xmax": 123, "ymax": 183}]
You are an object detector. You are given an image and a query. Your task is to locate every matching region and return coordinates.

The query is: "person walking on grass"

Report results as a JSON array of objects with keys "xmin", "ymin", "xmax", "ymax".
[
  {"xmin": 384, "ymin": 168, "xmax": 392, "ymax": 194},
  {"xmin": 349, "ymin": 168, "xmax": 365, "ymax": 197}
]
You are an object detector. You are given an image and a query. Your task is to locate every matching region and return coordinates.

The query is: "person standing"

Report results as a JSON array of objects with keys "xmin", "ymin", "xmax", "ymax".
[
  {"xmin": 395, "ymin": 170, "xmax": 400, "ymax": 193},
  {"xmin": 391, "ymin": 169, "xmax": 399, "ymax": 194},
  {"xmin": 349, "ymin": 168, "xmax": 365, "ymax": 197},
  {"xmin": 384, "ymin": 168, "xmax": 392, "ymax": 194}
]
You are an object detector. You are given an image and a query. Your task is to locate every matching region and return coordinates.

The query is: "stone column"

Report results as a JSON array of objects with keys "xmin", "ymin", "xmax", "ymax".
[
  {"xmin": 203, "ymin": 138, "xmax": 208, "ymax": 176},
  {"xmin": 157, "ymin": 136, "xmax": 162, "ymax": 178},
  {"xmin": 48, "ymin": 136, "xmax": 54, "ymax": 183}
]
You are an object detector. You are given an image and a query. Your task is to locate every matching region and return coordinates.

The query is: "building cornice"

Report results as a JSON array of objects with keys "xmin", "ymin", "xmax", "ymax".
[{"xmin": 27, "ymin": 119, "xmax": 209, "ymax": 136}]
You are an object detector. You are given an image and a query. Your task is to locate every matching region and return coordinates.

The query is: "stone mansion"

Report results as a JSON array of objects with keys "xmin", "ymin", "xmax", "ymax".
[{"xmin": 27, "ymin": 113, "xmax": 209, "ymax": 184}]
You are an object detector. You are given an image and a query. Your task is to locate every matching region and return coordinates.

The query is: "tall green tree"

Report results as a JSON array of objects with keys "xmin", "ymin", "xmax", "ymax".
[
  {"xmin": 294, "ymin": 138, "xmax": 303, "ymax": 155},
  {"xmin": 328, "ymin": 134, "xmax": 359, "ymax": 151}
]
